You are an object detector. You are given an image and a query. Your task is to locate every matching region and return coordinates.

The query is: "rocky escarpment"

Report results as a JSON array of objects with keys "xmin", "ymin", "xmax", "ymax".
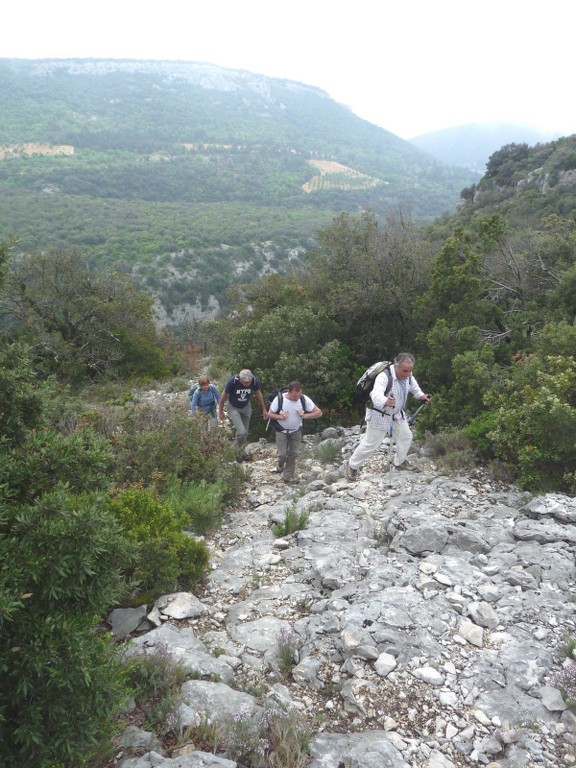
[{"xmin": 111, "ymin": 426, "xmax": 576, "ymax": 768}]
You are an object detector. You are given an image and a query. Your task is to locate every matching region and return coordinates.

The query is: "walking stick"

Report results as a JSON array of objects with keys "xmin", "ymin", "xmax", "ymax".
[
  {"xmin": 407, "ymin": 401, "xmax": 427, "ymax": 426},
  {"xmin": 387, "ymin": 423, "xmax": 394, "ymax": 487}
]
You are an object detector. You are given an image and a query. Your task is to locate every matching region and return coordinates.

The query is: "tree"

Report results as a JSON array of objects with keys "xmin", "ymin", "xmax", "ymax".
[
  {"xmin": 477, "ymin": 213, "xmax": 572, "ymax": 341},
  {"xmin": 485, "ymin": 143, "xmax": 530, "ymax": 182},
  {"xmin": 304, "ymin": 209, "xmax": 430, "ymax": 362},
  {"xmin": 2, "ymin": 248, "xmax": 170, "ymax": 381},
  {"xmin": 486, "ymin": 354, "xmax": 576, "ymax": 493}
]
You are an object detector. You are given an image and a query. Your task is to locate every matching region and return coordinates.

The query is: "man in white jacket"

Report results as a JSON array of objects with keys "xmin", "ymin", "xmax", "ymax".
[{"xmin": 345, "ymin": 353, "xmax": 430, "ymax": 481}]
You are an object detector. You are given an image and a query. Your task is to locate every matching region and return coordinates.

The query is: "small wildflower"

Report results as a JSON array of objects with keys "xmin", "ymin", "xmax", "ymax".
[{"xmin": 551, "ymin": 662, "xmax": 576, "ymax": 708}]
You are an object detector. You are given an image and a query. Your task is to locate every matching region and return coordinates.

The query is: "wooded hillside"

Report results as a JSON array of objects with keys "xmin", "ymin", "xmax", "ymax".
[
  {"xmin": 0, "ymin": 68, "xmax": 575, "ymax": 768},
  {"xmin": 0, "ymin": 58, "xmax": 475, "ymax": 321}
]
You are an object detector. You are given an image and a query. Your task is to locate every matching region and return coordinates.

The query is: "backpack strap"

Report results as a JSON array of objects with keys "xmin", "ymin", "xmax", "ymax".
[
  {"xmin": 366, "ymin": 365, "xmax": 393, "ymax": 413},
  {"xmin": 366, "ymin": 366, "xmax": 412, "ymax": 414},
  {"xmin": 273, "ymin": 389, "xmax": 312, "ymax": 414}
]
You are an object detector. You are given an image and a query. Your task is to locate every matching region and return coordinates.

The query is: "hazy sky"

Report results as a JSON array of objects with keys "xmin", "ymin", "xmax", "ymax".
[{"xmin": 3, "ymin": 0, "xmax": 574, "ymax": 139}]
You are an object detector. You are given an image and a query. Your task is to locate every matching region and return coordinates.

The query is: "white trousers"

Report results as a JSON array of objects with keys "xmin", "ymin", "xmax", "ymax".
[{"xmin": 348, "ymin": 418, "xmax": 413, "ymax": 470}]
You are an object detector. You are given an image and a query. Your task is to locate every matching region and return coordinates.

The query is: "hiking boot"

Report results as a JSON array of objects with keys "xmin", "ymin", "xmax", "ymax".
[
  {"xmin": 271, "ymin": 466, "xmax": 283, "ymax": 474},
  {"xmin": 395, "ymin": 460, "xmax": 418, "ymax": 472},
  {"xmin": 345, "ymin": 461, "xmax": 358, "ymax": 481}
]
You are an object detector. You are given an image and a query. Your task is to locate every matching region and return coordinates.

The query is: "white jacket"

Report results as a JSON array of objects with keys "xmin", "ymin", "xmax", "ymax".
[{"xmin": 366, "ymin": 365, "xmax": 426, "ymax": 431}]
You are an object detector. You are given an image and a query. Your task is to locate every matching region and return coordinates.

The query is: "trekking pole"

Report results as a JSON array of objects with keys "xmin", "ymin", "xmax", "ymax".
[
  {"xmin": 387, "ymin": 423, "xmax": 394, "ymax": 487},
  {"xmin": 407, "ymin": 401, "xmax": 428, "ymax": 426}
]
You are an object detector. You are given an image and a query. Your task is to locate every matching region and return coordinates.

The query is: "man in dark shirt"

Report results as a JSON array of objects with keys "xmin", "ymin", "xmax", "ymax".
[{"xmin": 218, "ymin": 368, "xmax": 268, "ymax": 457}]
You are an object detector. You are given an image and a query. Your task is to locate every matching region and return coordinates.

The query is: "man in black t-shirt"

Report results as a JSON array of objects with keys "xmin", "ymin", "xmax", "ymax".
[{"xmin": 218, "ymin": 368, "xmax": 268, "ymax": 456}]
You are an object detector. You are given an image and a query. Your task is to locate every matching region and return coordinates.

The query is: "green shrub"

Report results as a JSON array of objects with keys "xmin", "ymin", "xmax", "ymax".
[
  {"xmin": 131, "ymin": 531, "xmax": 209, "ymax": 598},
  {"xmin": 486, "ymin": 354, "xmax": 576, "ymax": 492},
  {"xmin": 0, "ymin": 491, "xmax": 136, "ymax": 768},
  {"xmin": 108, "ymin": 485, "xmax": 188, "ymax": 538},
  {"xmin": 462, "ymin": 410, "xmax": 498, "ymax": 459},
  {"xmin": 109, "ymin": 401, "xmax": 244, "ymax": 505},
  {"xmin": 1, "ymin": 490, "xmax": 137, "ymax": 615},
  {"xmin": 0, "ymin": 619, "xmax": 127, "ymax": 768},
  {"xmin": 272, "ymin": 504, "xmax": 310, "ymax": 537},
  {"xmin": 164, "ymin": 474, "xmax": 227, "ymax": 534},
  {"xmin": 34, "ymin": 377, "xmax": 87, "ymax": 434},
  {"xmin": 0, "ymin": 323, "xmax": 139, "ymax": 767},
  {"xmin": 0, "ymin": 426, "xmax": 115, "ymax": 504},
  {"xmin": 0, "ymin": 341, "xmax": 43, "ymax": 443},
  {"xmin": 107, "ymin": 487, "xmax": 210, "ymax": 599}
]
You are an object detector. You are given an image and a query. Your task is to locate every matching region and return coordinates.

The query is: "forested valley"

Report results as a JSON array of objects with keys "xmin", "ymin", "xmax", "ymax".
[
  {"xmin": 0, "ymin": 58, "xmax": 575, "ymax": 767},
  {"xmin": 0, "ymin": 58, "xmax": 476, "ymax": 321}
]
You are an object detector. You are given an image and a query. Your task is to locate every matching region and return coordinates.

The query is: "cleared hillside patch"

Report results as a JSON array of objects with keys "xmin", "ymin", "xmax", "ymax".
[{"xmin": 303, "ymin": 159, "xmax": 384, "ymax": 193}]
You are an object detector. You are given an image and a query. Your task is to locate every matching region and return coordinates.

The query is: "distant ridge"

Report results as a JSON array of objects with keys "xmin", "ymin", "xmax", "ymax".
[{"xmin": 409, "ymin": 122, "xmax": 562, "ymax": 173}]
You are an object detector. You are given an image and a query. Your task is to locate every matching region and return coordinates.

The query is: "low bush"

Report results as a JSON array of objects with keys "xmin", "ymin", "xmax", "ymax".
[
  {"xmin": 462, "ymin": 410, "xmax": 499, "ymax": 459},
  {"xmin": 217, "ymin": 704, "xmax": 311, "ymax": 768},
  {"xmin": 424, "ymin": 429, "xmax": 477, "ymax": 471},
  {"xmin": 314, "ymin": 441, "xmax": 342, "ymax": 464},
  {"xmin": 0, "ymin": 341, "xmax": 43, "ymax": 443},
  {"xmin": 163, "ymin": 474, "xmax": 227, "ymax": 534},
  {"xmin": 0, "ymin": 619, "xmax": 128, "ymax": 768},
  {"xmin": 0, "ymin": 491, "xmax": 136, "ymax": 768},
  {"xmin": 0, "ymin": 426, "xmax": 115, "ymax": 505},
  {"xmin": 486, "ymin": 354, "xmax": 576, "ymax": 493},
  {"xmin": 276, "ymin": 628, "xmax": 301, "ymax": 676},
  {"xmin": 121, "ymin": 644, "xmax": 188, "ymax": 735},
  {"xmin": 109, "ymin": 401, "xmax": 245, "ymax": 505},
  {"xmin": 107, "ymin": 486, "xmax": 210, "ymax": 600},
  {"xmin": 271, "ymin": 504, "xmax": 310, "ymax": 537}
]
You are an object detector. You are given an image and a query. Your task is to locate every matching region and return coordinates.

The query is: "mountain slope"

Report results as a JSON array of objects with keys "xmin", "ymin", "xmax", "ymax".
[{"xmin": 0, "ymin": 58, "xmax": 476, "ymax": 322}]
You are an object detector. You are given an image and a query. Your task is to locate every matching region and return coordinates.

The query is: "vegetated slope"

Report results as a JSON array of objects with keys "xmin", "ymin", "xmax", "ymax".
[
  {"xmin": 0, "ymin": 58, "xmax": 476, "ymax": 321},
  {"xmin": 452, "ymin": 135, "xmax": 576, "ymax": 229}
]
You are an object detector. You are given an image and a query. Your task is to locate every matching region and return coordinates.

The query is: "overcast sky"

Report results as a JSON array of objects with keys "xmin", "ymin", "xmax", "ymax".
[{"xmin": 3, "ymin": 0, "xmax": 574, "ymax": 140}]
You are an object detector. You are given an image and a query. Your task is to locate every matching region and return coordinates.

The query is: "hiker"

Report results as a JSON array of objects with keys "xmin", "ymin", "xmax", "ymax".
[
  {"xmin": 345, "ymin": 353, "xmax": 430, "ymax": 480},
  {"xmin": 218, "ymin": 368, "xmax": 268, "ymax": 457},
  {"xmin": 268, "ymin": 380, "xmax": 322, "ymax": 484},
  {"xmin": 189, "ymin": 375, "xmax": 220, "ymax": 428}
]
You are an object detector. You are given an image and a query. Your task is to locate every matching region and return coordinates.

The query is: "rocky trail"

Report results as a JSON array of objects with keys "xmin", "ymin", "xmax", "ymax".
[{"xmin": 110, "ymin": 424, "xmax": 576, "ymax": 768}]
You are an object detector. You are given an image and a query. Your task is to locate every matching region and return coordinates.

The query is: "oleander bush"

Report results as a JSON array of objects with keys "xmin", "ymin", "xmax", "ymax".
[{"xmin": 0, "ymin": 489, "xmax": 137, "ymax": 767}]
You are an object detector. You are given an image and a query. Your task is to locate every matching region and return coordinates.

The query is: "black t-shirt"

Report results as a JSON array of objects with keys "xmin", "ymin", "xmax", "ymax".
[{"xmin": 224, "ymin": 375, "xmax": 261, "ymax": 408}]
